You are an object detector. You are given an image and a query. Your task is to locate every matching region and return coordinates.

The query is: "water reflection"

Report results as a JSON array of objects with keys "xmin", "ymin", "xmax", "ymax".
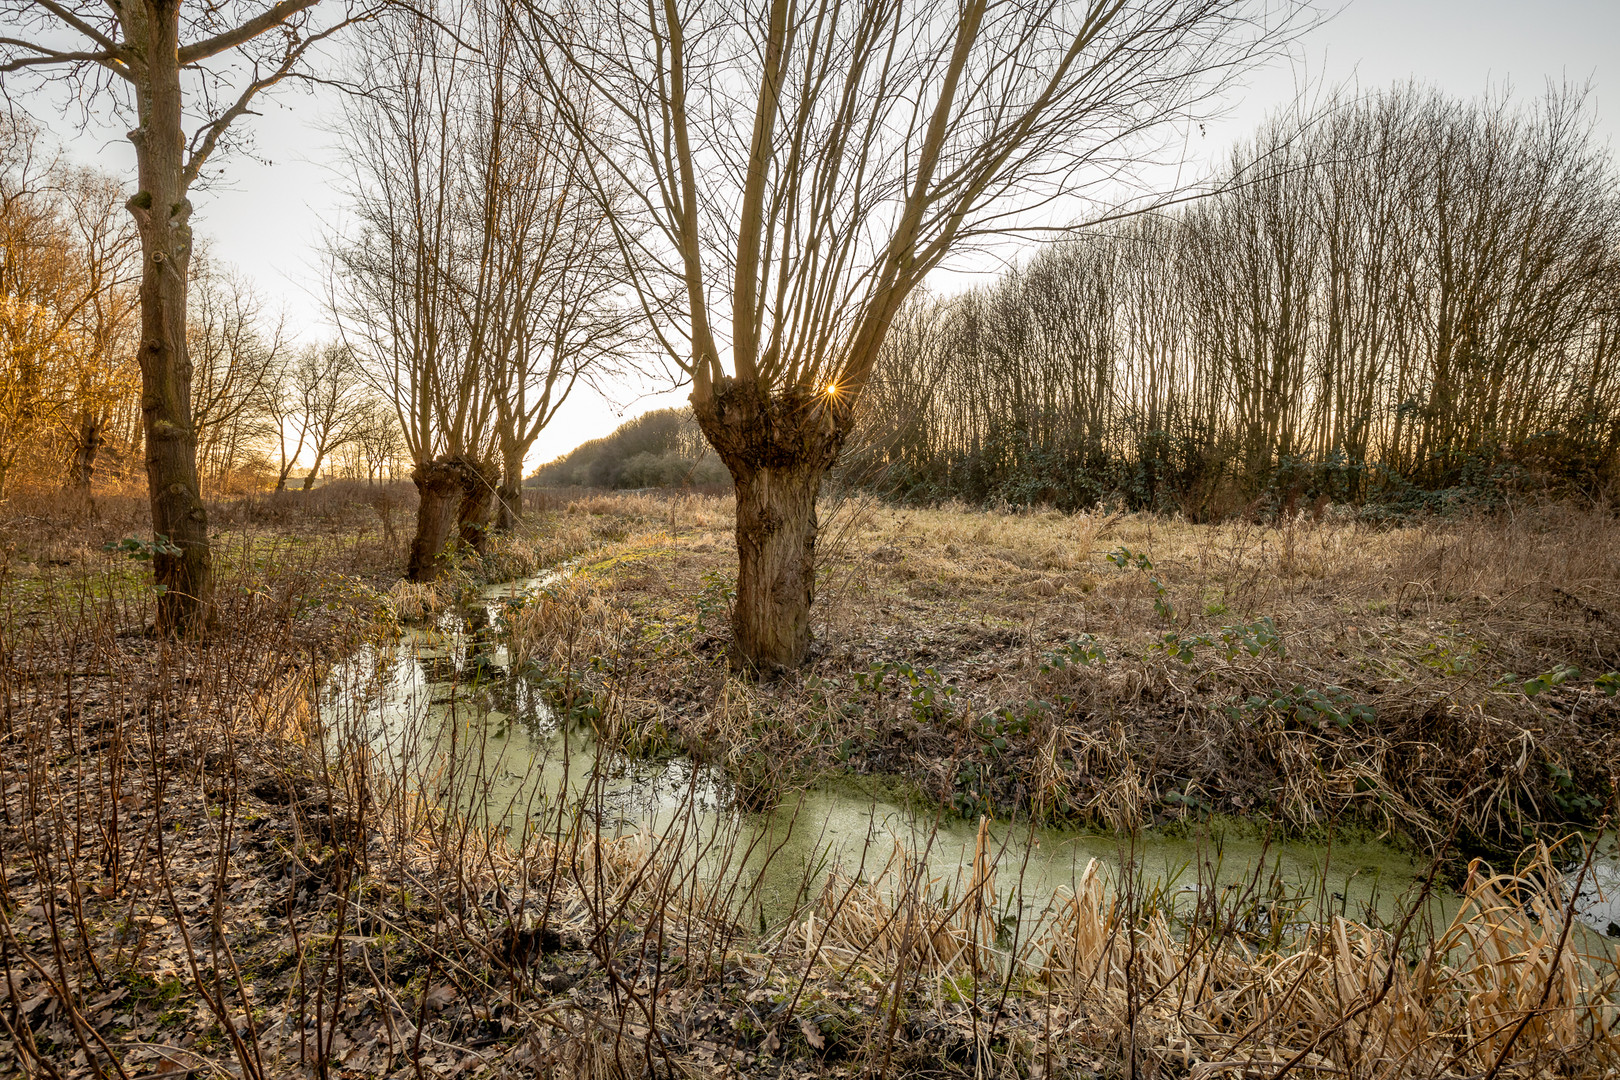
[{"xmin": 316, "ymin": 577, "xmax": 1617, "ymax": 938}]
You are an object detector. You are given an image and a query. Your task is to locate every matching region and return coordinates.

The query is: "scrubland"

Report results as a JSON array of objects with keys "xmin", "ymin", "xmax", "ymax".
[{"xmin": 2, "ymin": 485, "xmax": 1618, "ymax": 1079}]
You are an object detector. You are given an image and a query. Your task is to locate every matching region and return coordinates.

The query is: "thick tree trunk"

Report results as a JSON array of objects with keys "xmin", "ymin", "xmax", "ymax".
[
  {"xmin": 495, "ymin": 443, "xmax": 524, "ymax": 532},
  {"xmin": 732, "ymin": 462, "xmax": 823, "ymax": 667},
  {"xmin": 407, "ymin": 459, "xmax": 464, "ymax": 582},
  {"xmin": 126, "ymin": 7, "xmax": 212, "ymax": 635},
  {"xmin": 301, "ymin": 450, "xmax": 326, "ymax": 491},
  {"xmin": 692, "ymin": 380, "xmax": 848, "ymax": 671},
  {"xmin": 406, "ymin": 457, "xmax": 499, "ymax": 579},
  {"xmin": 456, "ymin": 459, "xmax": 500, "ymax": 553}
]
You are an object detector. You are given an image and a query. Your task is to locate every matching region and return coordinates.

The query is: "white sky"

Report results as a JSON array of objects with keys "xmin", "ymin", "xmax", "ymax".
[{"xmin": 34, "ymin": 0, "xmax": 1620, "ymax": 470}]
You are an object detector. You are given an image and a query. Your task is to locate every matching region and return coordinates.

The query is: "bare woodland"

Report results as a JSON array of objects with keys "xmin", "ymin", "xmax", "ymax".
[
  {"xmin": 1, "ymin": 0, "xmax": 1613, "ymax": 660},
  {"xmin": 0, "ymin": 129, "xmax": 402, "ymax": 492},
  {"xmin": 329, "ymin": 0, "xmax": 632, "ymax": 580},
  {"xmin": 856, "ymin": 87, "xmax": 1620, "ymax": 515}
]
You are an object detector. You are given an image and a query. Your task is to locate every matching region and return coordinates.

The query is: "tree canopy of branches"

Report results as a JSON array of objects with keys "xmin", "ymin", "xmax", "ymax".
[
  {"xmin": 523, "ymin": 0, "xmax": 1307, "ymax": 667},
  {"xmin": 188, "ymin": 255, "xmax": 288, "ymax": 488},
  {"xmin": 0, "ymin": 0, "xmax": 368, "ymax": 633},
  {"xmin": 852, "ymin": 86, "xmax": 1620, "ymax": 516},
  {"xmin": 332, "ymin": 0, "xmax": 633, "ymax": 581},
  {"xmin": 0, "ymin": 123, "xmax": 330, "ymax": 503},
  {"xmin": 0, "ymin": 121, "xmax": 140, "ymax": 503}
]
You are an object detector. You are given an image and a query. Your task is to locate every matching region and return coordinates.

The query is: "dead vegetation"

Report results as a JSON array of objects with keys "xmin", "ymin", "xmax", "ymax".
[
  {"xmin": 3, "ymin": 488, "xmax": 1620, "ymax": 1078},
  {"xmin": 515, "ymin": 491, "xmax": 1620, "ymax": 855}
]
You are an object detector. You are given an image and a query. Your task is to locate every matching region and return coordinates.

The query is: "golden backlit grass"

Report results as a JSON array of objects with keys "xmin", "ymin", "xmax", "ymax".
[{"xmin": 517, "ymin": 491, "xmax": 1620, "ymax": 848}]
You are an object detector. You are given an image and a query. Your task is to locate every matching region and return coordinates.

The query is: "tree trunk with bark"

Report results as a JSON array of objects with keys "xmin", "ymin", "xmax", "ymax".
[
  {"xmin": 495, "ymin": 443, "xmax": 525, "ymax": 532},
  {"xmin": 126, "ymin": 4, "xmax": 213, "ymax": 635},
  {"xmin": 457, "ymin": 458, "xmax": 500, "ymax": 553},
  {"xmin": 67, "ymin": 411, "xmax": 103, "ymax": 513},
  {"xmin": 407, "ymin": 458, "xmax": 465, "ymax": 582},
  {"xmin": 692, "ymin": 381, "xmax": 847, "ymax": 670}
]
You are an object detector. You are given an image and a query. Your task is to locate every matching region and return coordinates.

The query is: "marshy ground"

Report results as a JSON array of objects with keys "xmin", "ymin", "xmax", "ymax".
[
  {"xmin": 2, "ymin": 485, "xmax": 1619, "ymax": 1079},
  {"xmin": 537, "ymin": 491, "xmax": 1620, "ymax": 856}
]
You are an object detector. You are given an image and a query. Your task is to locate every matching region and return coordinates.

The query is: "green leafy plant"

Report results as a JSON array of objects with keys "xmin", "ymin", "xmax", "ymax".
[
  {"xmin": 973, "ymin": 700, "xmax": 1045, "ymax": 756},
  {"xmin": 1230, "ymin": 683, "xmax": 1376, "ymax": 730},
  {"xmin": 1217, "ymin": 617, "xmax": 1284, "ymax": 659},
  {"xmin": 1163, "ymin": 788, "xmax": 1212, "ymax": 816},
  {"xmin": 103, "ymin": 534, "xmax": 183, "ymax": 561},
  {"xmin": 952, "ymin": 762, "xmax": 994, "ymax": 817},
  {"xmin": 1157, "ymin": 630, "xmax": 1205, "ymax": 664},
  {"xmin": 1040, "ymin": 636, "xmax": 1106, "ymax": 672},
  {"xmin": 1108, "ymin": 545, "xmax": 1175, "ymax": 620},
  {"xmin": 1106, "ymin": 546, "xmax": 1153, "ymax": 572},
  {"xmin": 1419, "ymin": 634, "xmax": 1481, "ymax": 677},
  {"xmin": 855, "ymin": 661, "xmax": 959, "ymax": 723},
  {"xmin": 1546, "ymin": 760, "xmax": 1602, "ymax": 819},
  {"xmin": 1494, "ymin": 664, "xmax": 1582, "ymax": 697},
  {"xmin": 1157, "ymin": 617, "xmax": 1285, "ymax": 664},
  {"xmin": 1522, "ymin": 665, "xmax": 1580, "ymax": 697},
  {"xmin": 695, "ymin": 568, "xmax": 735, "ymax": 631}
]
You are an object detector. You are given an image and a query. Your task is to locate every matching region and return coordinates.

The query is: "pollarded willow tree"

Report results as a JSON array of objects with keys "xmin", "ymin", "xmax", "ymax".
[
  {"xmin": 523, "ymin": 0, "xmax": 1309, "ymax": 669},
  {"xmin": 0, "ymin": 0, "xmax": 369, "ymax": 633},
  {"xmin": 332, "ymin": 0, "xmax": 632, "ymax": 581}
]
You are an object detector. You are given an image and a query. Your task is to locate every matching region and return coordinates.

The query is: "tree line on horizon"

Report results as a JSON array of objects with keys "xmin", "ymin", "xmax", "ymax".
[
  {"xmin": 846, "ymin": 86, "xmax": 1620, "ymax": 517},
  {"xmin": 538, "ymin": 88, "xmax": 1619, "ymax": 522},
  {"xmin": 528, "ymin": 409, "xmax": 729, "ymax": 491}
]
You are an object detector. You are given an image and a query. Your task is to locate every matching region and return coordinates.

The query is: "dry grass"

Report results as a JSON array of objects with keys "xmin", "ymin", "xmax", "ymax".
[
  {"xmin": 788, "ymin": 827, "xmax": 1620, "ymax": 1078},
  {"xmin": 517, "ymin": 492, "xmax": 1620, "ymax": 851},
  {"xmin": 4, "ymin": 485, "xmax": 1620, "ymax": 1079}
]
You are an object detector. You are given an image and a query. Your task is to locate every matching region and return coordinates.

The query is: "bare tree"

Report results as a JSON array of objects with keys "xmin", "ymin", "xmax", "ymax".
[
  {"xmin": 849, "ymin": 85, "xmax": 1620, "ymax": 516},
  {"xmin": 0, "ymin": 125, "xmax": 70, "ymax": 500},
  {"xmin": 1, "ymin": 0, "xmax": 370, "ymax": 632},
  {"xmin": 478, "ymin": 57, "xmax": 637, "ymax": 530},
  {"xmin": 0, "ymin": 122, "xmax": 139, "ymax": 505},
  {"xmin": 331, "ymin": 0, "xmax": 499, "ymax": 579},
  {"xmin": 353, "ymin": 394, "xmax": 407, "ymax": 481},
  {"xmin": 455, "ymin": 4, "xmax": 635, "ymax": 535},
  {"xmin": 523, "ymin": 0, "xmax": 1306, "ymax": 668},
  {"xmin": 59, "ymin": 167, "xmax": 141, "ymax": 509},
  {"xmin": 296, "ymin": 342, "xmax": 366, "ymax": 489},
  {"xmin": 333, "ymin": 0, "xmax": 630, "ymax": 576},
  {"xmin": 188, "ymin": 256, "xmax": 286, "ymax": 487},
  {"xmin": 267, "ymin": 352, "xmax": 314, "ymax": 491}
]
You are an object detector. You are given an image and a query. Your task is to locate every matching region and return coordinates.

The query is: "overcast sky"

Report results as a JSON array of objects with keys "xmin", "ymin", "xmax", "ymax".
[{"xmin": 40, "ymin": 0, "xmax": 1620, "ymax": 469}]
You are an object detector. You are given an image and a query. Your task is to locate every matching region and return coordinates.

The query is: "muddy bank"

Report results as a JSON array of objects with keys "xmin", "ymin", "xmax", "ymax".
[{"xmin": 354, "ymin": 571, "xmax": 1620, "ymax": 942}]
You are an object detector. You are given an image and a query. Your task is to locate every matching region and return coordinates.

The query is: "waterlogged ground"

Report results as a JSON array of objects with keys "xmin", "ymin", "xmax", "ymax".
[{"xmin": 322, "ymin": 575, "xmax": 1620, "ymax": 943}]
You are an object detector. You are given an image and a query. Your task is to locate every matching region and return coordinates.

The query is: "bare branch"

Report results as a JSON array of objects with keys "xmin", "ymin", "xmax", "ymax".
[{"xmin": 177, "ymin": 0, "xmax": 325, "ymax": 66}]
